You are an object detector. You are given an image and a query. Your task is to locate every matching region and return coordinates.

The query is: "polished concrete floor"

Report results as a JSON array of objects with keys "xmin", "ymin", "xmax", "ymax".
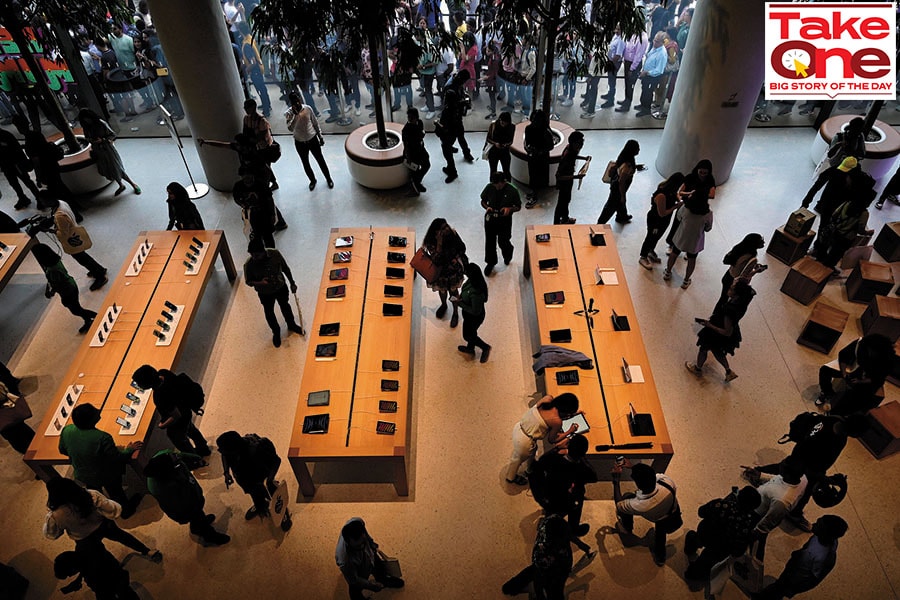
[{"xmin": 1, "ymin": 125, "xmax": 899, "ymax": 600}]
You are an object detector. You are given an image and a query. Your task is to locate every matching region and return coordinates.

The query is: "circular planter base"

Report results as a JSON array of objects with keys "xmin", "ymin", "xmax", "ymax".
[
  {"xmin": 49, "ymin": 131, "xmax": 110, "ymax": 196},
  {"xmin": 344, "ymin": 122, "xmax": 408, "ymax": 190},
  {"xmin": 510, "ymin": 122, "xmax": 575, "ymax": 187},
  {"xmin": 811, "ymin": 115, "xmax": 900, "ymax": 181}
]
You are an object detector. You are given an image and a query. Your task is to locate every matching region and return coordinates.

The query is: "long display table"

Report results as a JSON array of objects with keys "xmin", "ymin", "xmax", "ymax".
[
  {"xmin": 0, "ymin": 233, "xmax": 36, "ymax": 293},
  {"xmin": 288, "ymin": 227, "xmax": 415, "ymax": 496},
  {"xmin": 524, "ymin": 224, "xmax": 673, "ymax": 473},
  {"xmin": 24, "ymin": 230, "xmax": 236, "ymax": 479}
]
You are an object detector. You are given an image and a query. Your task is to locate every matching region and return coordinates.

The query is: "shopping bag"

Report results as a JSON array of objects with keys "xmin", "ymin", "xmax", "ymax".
[
  {"xmin": 730, "ymin": 543, "xmax": 764, "ymax": 594},
  {"xmin": 268, "ymin": 480, "xmax": 292, "ymax": 533},
  {"xmin": 292, "ymin": 292, "xmax": 306, "ymax": 336},
  {"xmin": 410, "ymin": 247, "xmax": 440, "ymax": 284},
  {"xmin": 377, "ymin": 549, "xmax": 402, "ymax": 578}
]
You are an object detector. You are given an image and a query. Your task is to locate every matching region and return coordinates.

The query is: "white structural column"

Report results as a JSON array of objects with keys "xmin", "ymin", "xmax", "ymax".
[
  {"xmin": 656, "ymin": 0, "xmax": 768, "ymax": 184},
  {"xmin": 149, "ymin": 0, "xmax": 243, "ymax": 190}
]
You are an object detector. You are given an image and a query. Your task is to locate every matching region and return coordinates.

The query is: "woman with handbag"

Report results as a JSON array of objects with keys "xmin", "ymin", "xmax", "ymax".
[
  {"xmin": 77, "ymin": 109, "xmax": 141, "ymax": 196},
  {"xmin": 286, "ymin": 92, "xmax": 333, "ymax": 191},
  {"xmin": 597, "ymin": 139, "xmax": 640, "ymax": 224},
  {"xmin": 421, "ymin": 218, "xmax": 467, "ymax": 328},
  {"xmin": 243, "ymin": 98, "xmax": 280, "ymax": 190},
  {"xmin": 0, "ymin": 381, "xmax": 34, "ymax": 454},
  {"xmin": 32, "ymin": 243, "xmax": 97, "ymax": 334}
]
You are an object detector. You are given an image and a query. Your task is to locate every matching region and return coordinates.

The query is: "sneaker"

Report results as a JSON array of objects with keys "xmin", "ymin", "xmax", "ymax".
[
  {"xmin": 681, "ymin": 278, "xmax": 692, "ymax": 289},
  {"xmin": 483, "ymin": 263, "xmax": 494, "ymax": 276},
  {"xmin": 89, "ymin": 275, "xmax": 108, "ymax": 291},
  {"xmin": 648, "ymin": 251, "xmax": 662, "ymax": 264},
  {"xmin": 480, "ymin": 345, "xmax": 491, "ymax": 363},
  {"xmin": 561, "ymin": 98, "xmax": 573, "ymax": 107},
  {"xmin": 272, "ymin": 331, "xmax": 281, "ymax": 348},
  {"xmin": 506, "ymin": 475, "xmax": 528, "ymax": 486},
  {"xmin": 457, "ymin": 345, "xmax": 476, "ymax": 355},
  {"xmin": 201, "ymin": 531, "xmax": 231, "ymax": 545},
  {"xmin": 724, "ymin": 370, "xmax": 738, "ymax": 382},
  {"xmin": 639, "ymin": 257, "xmax": 653, "ymax": 270},
  {"xmin": 663, "ymin": 269, "xmax": 672, "ymax": 281},
  {"xmin": 484, "ymin": 112, "xmax": 496, "ymax": 120},
  {"xmin": 13, "ymin": 198, "xmax": 30, "ymax": 210},
  {"xmin": 425, "ymin": 111, "xmax": 435, "ymax": 120},
  {"xmin": 563, "ymin": 217, "xmax": 577, "ymax": 224},
  {"xmin": 876, "ymin": 200, "xmax": 885, "ymax": 210},
  {"xmin": 525, "ymin": 197, "xmax": 539, "ymax": 209},
  {"xmin": 580, "ymin": 112, "xmax": 595, "ymax": 119},
  {"xmin": 600, "ymin": 100, "xmax": 614, "ymax": 109},
  {"xmin": 685, "ymin": 361, "xmax": 703, "ymax": 377},
  {"xmin": 245, "ymin": 506, "xmax": 259, "ymax": 520},
  {"xmin": 444, "ymin": 172, "xmax": 458, "ymax": 183},
  {"xmin": 287, "ymin": 323, "xmax": 304, "ymax": 335},
  {"xmin": 814, "ymin": 392, "xmax": 831, "ymax": 406},
  {"xmin": 145, "ymin": 549, "xmax": 163, "ymax": 563},
  {"xmin": 355, "ymin": 107, "xmax": 361, "ymax": 116}
]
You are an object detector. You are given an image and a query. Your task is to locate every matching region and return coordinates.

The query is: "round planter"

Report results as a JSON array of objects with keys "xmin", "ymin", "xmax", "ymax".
[
  {"xmin": 48, "ymin": 130, "xmax": 110, "ymax": 195},
  {"xmin": 344, "ymin": 122, "xmax": 408, "ymax": 190},
  {"xmin": 509, "ymin": 122, "xmax": 575, "ymax": 187},
  {"xmin": 810, "ymin": 115, "xmax": 900, "ymax": 181}
]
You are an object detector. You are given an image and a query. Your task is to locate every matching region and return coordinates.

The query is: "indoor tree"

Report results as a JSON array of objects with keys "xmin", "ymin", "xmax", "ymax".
[
  {"xmin": 0, "ymin": 0, "xmax": 128, "ymax": 152},
  {"xmin": 252, "ymin": 0, "xmax": 426, "ymax": 149},
  {"xmin": 486, "ymin": 0, "xmax": 644, "ymax": 114}
]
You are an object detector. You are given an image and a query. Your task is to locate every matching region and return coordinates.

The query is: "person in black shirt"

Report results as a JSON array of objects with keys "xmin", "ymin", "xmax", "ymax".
[
  {"xmin": 54, "ymin": 539, "xmax": 140, "ymax": 599},
  {"xmin": 438, "ymin": 70, "xmax": 473, "ymax": 183},
  {"xmin": 0, "ymin": 128, "xmax": 40, "ymax": 209},
  {"xmin": 684, "ymin": 486, "xmax": 761, "ymax": 581},
  {"xmin": 402, "ymin": 108, "xmax": 430, "ymax": 196},
  {"xmin": 553, "ymin": 131, "xmax": 590, "ymax": 224},
  {"xmin": 131, "ymin": 365, "xmax": 210, "ymax": 456},
  {"xmin": 480, "ymin": 171, "xmax": 521, "ymax": 275},
  {"xmin": 523, "ymin": 110, "xmax": 554, "ymax": 208},
  {"xmin": 529, "ymin": 433, "xmax": 598, "ymax": 541},
  {"xmin": 243, "ymin": 237, "xmax": 303, "ymax": 347}
]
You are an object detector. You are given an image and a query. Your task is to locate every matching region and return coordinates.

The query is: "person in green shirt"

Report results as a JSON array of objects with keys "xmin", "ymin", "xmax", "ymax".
[
  {"xmin": 58, "ymin": 404, "xmax": 143, "ymax": 518},
  {"xmin": 243, "ymin": 237, "xmax": 303, "ymax": 347},
  {"xmin": 480, "ymin": 171, "xmax": 522, "ymax": 276},
  {"xmin": 32, "ymin": 243, "xmax": 97, "ymax": 334},
  {"xmin": 455, "ymin": 262, "xmax": 491, "ymax": 362}
]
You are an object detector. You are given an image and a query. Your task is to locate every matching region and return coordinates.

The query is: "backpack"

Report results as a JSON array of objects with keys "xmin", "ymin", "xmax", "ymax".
[
  {"xmin": 176, "ymin": 373, "xmax": 205, "ymax": 414},
  {"xmin": 778, "ymin": 412, "xmax": 826, "ymax": 445},
  {"xmin": 244, "ymin": 433, "xmax": 280, "ymax": 472}
]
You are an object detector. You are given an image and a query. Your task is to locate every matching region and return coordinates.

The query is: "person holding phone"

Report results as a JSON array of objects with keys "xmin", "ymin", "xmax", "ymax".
[
  {"xmin": 686, "ymin": 279, "xmax": 756, "ymax": 382},
  {"xmin": 611, "ymin": 460, "xmax": 677, "ymax": 565},
  {"xmin": 505, "ymin": 393, "xmax": 581, "ymax": 485},
  {"xmin": 717, "ymin": 233, "xmax": 767, "ymax": 307}
]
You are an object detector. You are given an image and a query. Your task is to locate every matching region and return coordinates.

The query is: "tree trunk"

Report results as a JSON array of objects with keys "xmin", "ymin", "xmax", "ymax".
[
  {"xmin": 2, "ymin": 7, "xmax": 80, "ymax": 152},
  {"xmin": 367, "ymin": 31, "xmax": 388, "ymax": 148},
  {"xmin": 541, "ymin": 0, "xmax": 561, "ymax": 112},
  {"xmin": 51, "ymin": 23, "xmax": 107, "ymax": 122}
]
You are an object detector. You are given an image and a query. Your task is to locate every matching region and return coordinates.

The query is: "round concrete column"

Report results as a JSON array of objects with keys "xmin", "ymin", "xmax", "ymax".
[
  {"xmin": 149, "ymin": 0, "xmax": 243, "ymax": 191},
  {"xmin": 656, "ymin": 0, "xmax": 768, "ymax": 184}
]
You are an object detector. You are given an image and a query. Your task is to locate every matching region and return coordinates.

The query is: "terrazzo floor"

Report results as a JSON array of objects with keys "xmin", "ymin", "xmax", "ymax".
[{"xmin": 1, "ymin": 124, "xmax": 898, "ymax": 600}]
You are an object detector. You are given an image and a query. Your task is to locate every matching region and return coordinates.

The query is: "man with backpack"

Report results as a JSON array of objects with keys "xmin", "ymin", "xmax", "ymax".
[
  {"xmin": 216, "ymin": 430, "xmax": 289, "ymax": 529},
  {"xmin": 131, "ymin": 365, "xmax": 211, "ymax": 456}
]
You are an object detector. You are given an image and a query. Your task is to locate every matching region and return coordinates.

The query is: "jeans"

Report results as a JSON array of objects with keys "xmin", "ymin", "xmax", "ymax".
[
  {"xmin": 461, "ymin": 311, "xmax": 489, "ymax": 351},
  {"xmin": 638, "ymin": 74, "xmax": 662, "ymax": 110},
  {"xmin": 583, "ymin": 75, "xmax": 600, "ymax": 112},
  {"xmin": 391, "ymin": 84, "xmax": 413, "ymax": 110},
  {"xmin": 562, "ymin": 72, "xmax": 577, "ymax": 99},
  {"xmin": 597, "ymin": 183, "xmax": 629, "ymax": 223},
  {"xmin": 293, "ymin": 138, "xmax": 332, "ymax": 183},
  {"xmin": 344, "ymin": 73, "xmax": 361, "ymax": 108},
  {"xmin": 617, "ymin": 494, "xmax": 667, "ymax": 561},
  {"xmin": 421, "ymin": 73, "xmax": 436, "ymax": 111},
  {"xmin": 487, "ymin": 147, "xmax": 510, "ymax": 179},
  {"xmin": 257, "ymin": 286, "xmax": 297, "ymax": 334},
  {"xmin": 299, "ymin": 78, "xmax": 318, "ymax": 114},
  {"xmin": 484, "ymin": 215, "xmax": 513, "ymax": 266},
  {"xmin": 640, "ymin": 213, "xmax": 673, "ymax": 257},
  {"xmin": 166, "ymin": 416, "xmax": 209, "ymax": 454},
  {"xmin": 247, "ymin": 66, "xmax": 271, "ymax": 116},
  {"xmin": 621, "ymin": 63, "xmax": 640, "ymax": 105}
]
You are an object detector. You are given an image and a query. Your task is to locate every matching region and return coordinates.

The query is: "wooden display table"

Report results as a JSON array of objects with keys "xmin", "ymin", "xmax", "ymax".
[
  {"xmin": 846, "ymin": 260, "xmax": 894, "ymax": 304},
  {"xmin": 874, "ymin": 222, "xmax": 900, "ymax": 263},
  {"xmin": 781, "ymin": 256, "xmax": 833, "ymax": 305},
  {"xmin": 861, "ymin": 295, "xmax": 900, "ymax": 342},
  {"xmin": 288, "ymin": 227, "xmax": 415, "ymax": 496},
  {"xmin": 24, "ymin": 231, "xmax": 236, "ymax": 479},
  {"xmin": 0, "ymin": 233, "xmax": 36, "ymax": 293},
  {"xmin": 523, "ymin": 224, "xmax": 673, "ymax": 474},
  {"xmin": 859, "ymin": 401, "xmax": 900, "ymax": 459},
  {"xmin": 797, "ymin": 301, "xmax": 849, "ymax": 354},
  {"xmin": 767, "ymin": 226, "xmax": 815, "ymax": 266}
]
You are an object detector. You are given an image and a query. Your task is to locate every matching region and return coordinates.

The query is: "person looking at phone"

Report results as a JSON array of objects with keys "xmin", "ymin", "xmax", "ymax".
[
  {"xmin": 717, "ymin": 233, "xmax": 767, "ymax": 309},
  {"xmin": 479, "ymin": 171, "xmax": 521, "ymax": 275}
]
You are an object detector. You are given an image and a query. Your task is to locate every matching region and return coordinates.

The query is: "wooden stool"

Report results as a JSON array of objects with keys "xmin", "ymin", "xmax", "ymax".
[
  {"xmin": 858, "ymin": 401, "xmax": 900, "ymax": 459},
  {"xmin": 846, "ymin": 260, "xmax": 894, "ymax": 303},
  {"xmin": 781, "ymin": 256, "xmax": 833, "ymax": 305},
  {"xmin": 873, "ymin": 222, "xmax": 900, "ymax": 262},
  {"xmin": 767, "ymin": 226, "xmax": 816, "ymax": 266},
  {"xmin": 797, "ymin": 301, "xmax": 849, "ymax": 353},
  {"xmin": 861, "ymin": 295, "xmax": 900, "ymax": 342}
]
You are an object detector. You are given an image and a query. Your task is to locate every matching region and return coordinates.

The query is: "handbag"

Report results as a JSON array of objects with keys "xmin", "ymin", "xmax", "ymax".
[
  {"xmin": 263, "ymin": 140, "xmax": 282, "ymax": 163},
  {"xmin": 377, "ymin": 549, "xmax": 402, "ymax": 578},
  {"xmin": 601, "ymin": 160, "xmax": 617, "ymax": 184},
  {"xmin": 730, "ymin": 542, "xmax": 764, "ymax": 594},
  {"xmin": 481, "ymin": 141, "xmax": 491, "ymax": 160},
  {"xmin": 654, "ymin": 479, "xmax": 683, "ymax": 534},
  {"xmin": 410, "ymin": 247, "xmax": 440, "ymax": 284}
]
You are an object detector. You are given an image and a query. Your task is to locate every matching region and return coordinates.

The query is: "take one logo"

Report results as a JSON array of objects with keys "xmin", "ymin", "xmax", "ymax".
[{"xmin": 765, "ymin": 3, "xmax": 897, "ymax": 100}]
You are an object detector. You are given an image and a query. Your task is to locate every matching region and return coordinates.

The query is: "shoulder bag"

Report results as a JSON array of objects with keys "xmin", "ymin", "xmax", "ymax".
[
  {"xmin": 410, "ymin": 247, "xmax": 440, "ymax": 284},
  {"xmin": 602, "ymin": 160, "xmax": 617, "ymax": 184},
  {"xmin": 654, "ymin": 479, "xmax": 683, "ymax": 533}
]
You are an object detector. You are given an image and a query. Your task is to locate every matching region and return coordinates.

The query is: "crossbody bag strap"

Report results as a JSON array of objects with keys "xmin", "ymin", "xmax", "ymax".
[{"xmin": 656, "ymin": 479, "xmax": 679, "ymax": 514}]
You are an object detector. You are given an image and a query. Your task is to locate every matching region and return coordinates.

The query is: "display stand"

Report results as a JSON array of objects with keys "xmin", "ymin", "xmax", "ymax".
[{"xmin": 161, "ymin": 105, "xmax": 208, "ymax": 199}]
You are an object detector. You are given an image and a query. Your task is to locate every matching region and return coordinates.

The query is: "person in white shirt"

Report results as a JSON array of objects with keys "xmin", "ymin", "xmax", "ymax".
[
  {"xmin": 613, "ymin": 461, "xmax": 678, "ymax": 565},
  {"xmin": 744, "ymin": 456, "xmax": 808, "ymax": 560},
  {"xmin": 285, "ymin": 92, "xmax": 333, "ymax": 191}
]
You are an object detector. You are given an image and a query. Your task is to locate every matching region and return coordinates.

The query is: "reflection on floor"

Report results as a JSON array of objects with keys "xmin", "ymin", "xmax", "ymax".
[{"xmin": 1, "ymin": 126, "xmax": 899, "ymax": 599}]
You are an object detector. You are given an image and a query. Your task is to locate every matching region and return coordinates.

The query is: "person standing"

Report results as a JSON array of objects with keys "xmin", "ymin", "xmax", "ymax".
[
  {"xmin": 684, "ymin": 486, "xmax": 761, "ymax": 582},
  {"xmin": 663, "ymin": 192, "xmax": 714, "ymax": 289},
  {"xmin": 217, "ymin": 430, "xmax": 282, "ymax": 522},
  {"xmin": 335, "ymin": 517, "xmax": 404, "ymax": 599},
  {"xmin": 480, "ymin": 171, "xmax": 522, "ymax": 275},
  {"xmin": 634, "ymin": 32, "xmax": 668, "ymax": 117},
  {"xmin": 597, "ymin": 139, "xmax": 639, "ymax": 224},
  {"xmin": 144, "ymin": 450, "xmax": 231, "ymax": 546},
  {"xmin": 485, "ymin": 112, "xmax": 514, "ymax": 180},
  {"xmin": 438, "ymin": 70, "xmax": 474, "ymax": 183},
  {"xmin": 43, "ymin": 194, "xmax": 108, "ymax": 291},
  {"xmin": 455, "ymin": 263, "xmax": 491, "ymax": 362},
  {"xmin": 665, "ymin": 159, "xmax": 717, "ymax": 251},
  {"xmin": 131, "ymin": 365, "xmax": 211, "ymax": 456},
  {"xmin": 615, "ymin": 32, "xmax": 647, "ymax": 113},
  {"xmin": 242, "ymin": 98, "xmax": 279, "ymax": 189},
  {"xmin": 53, "ymin": 540, "xmax": 141, "ymax": 600},
  {"xmin": 579, "ymin": 49, "xmax": 605, "ymax": 118},
  {"xmin": 600, "ymin": 27, "xmax": 625, "ymax": 109},
  {"xmin": 164, "ymin": 182, "xmax": 204, "ymax": 230},
  {"xmin": 553, "ymin": 131, "xmax": 590, "ymax": 225},
  {"xmin": 78, "ymin": 109, "xmax": 141, "ymax": 195},
  {"xmin": 421, "ymin": 218, "xmax": 468, "ymax": 327},
  {"xmin": 32, "ymin": 243, "xmax": 98, "ymax": 334},
  {"xmin": 639, "ymin": 173, "xmax": 686, "ymax": 269},
  {"xmin": 811, "ymin": 196, "xmax": 874, "ymax": 271},
  {"xmin": 243, "ymin": 238, "xmax": 303, "ymax": 348},
  {"xmin": 506, "ymin": 393, "xmax": 581, "ymax": 486},
  {"xmin": 743, "ymin": 457, "xmax": 808, "ymax": 560},
  {"xmin": 58, "ymin": 404, "xmax": 144, "ymax": 518},
  {"xmin": 717, "ymin": 233, "xmax": 766, "ymax": 306},
  {"xmin": 501, "ymin": 511, "xmax": 573, "ymax": 600},
  {"xmin": 756, "ymin": 515, "xmax": 848, "ymax": 600},
  {"xmin": 686, "ymin": 280, "xmax": 756, "ymax": 382},
  {"xmin": 0, "ymin": 127, "xmax": 40, "ymax": 209},
  {"xmin": 612, "ymin": 461, "xmax": 678, "ymax": 565},
  {"xmin": 401, "ymin": 108, "xmax": 430, "ymax": 197},
  {"xmin": 523, "ymin": 110, "xmax": 554, "ymax": 208},
  {"xmin": 232, "ymin": 167, "xmax": 282, "ymax": 248},
  {"xmin": 285, "ymin": 92, "xmax": 333, "ymax": 191}
]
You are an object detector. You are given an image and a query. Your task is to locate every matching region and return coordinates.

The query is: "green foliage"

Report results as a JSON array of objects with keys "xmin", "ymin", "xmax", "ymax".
[{"xmin": 5, "ymin": 0, "xmax": 130, "ymax": 50}]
